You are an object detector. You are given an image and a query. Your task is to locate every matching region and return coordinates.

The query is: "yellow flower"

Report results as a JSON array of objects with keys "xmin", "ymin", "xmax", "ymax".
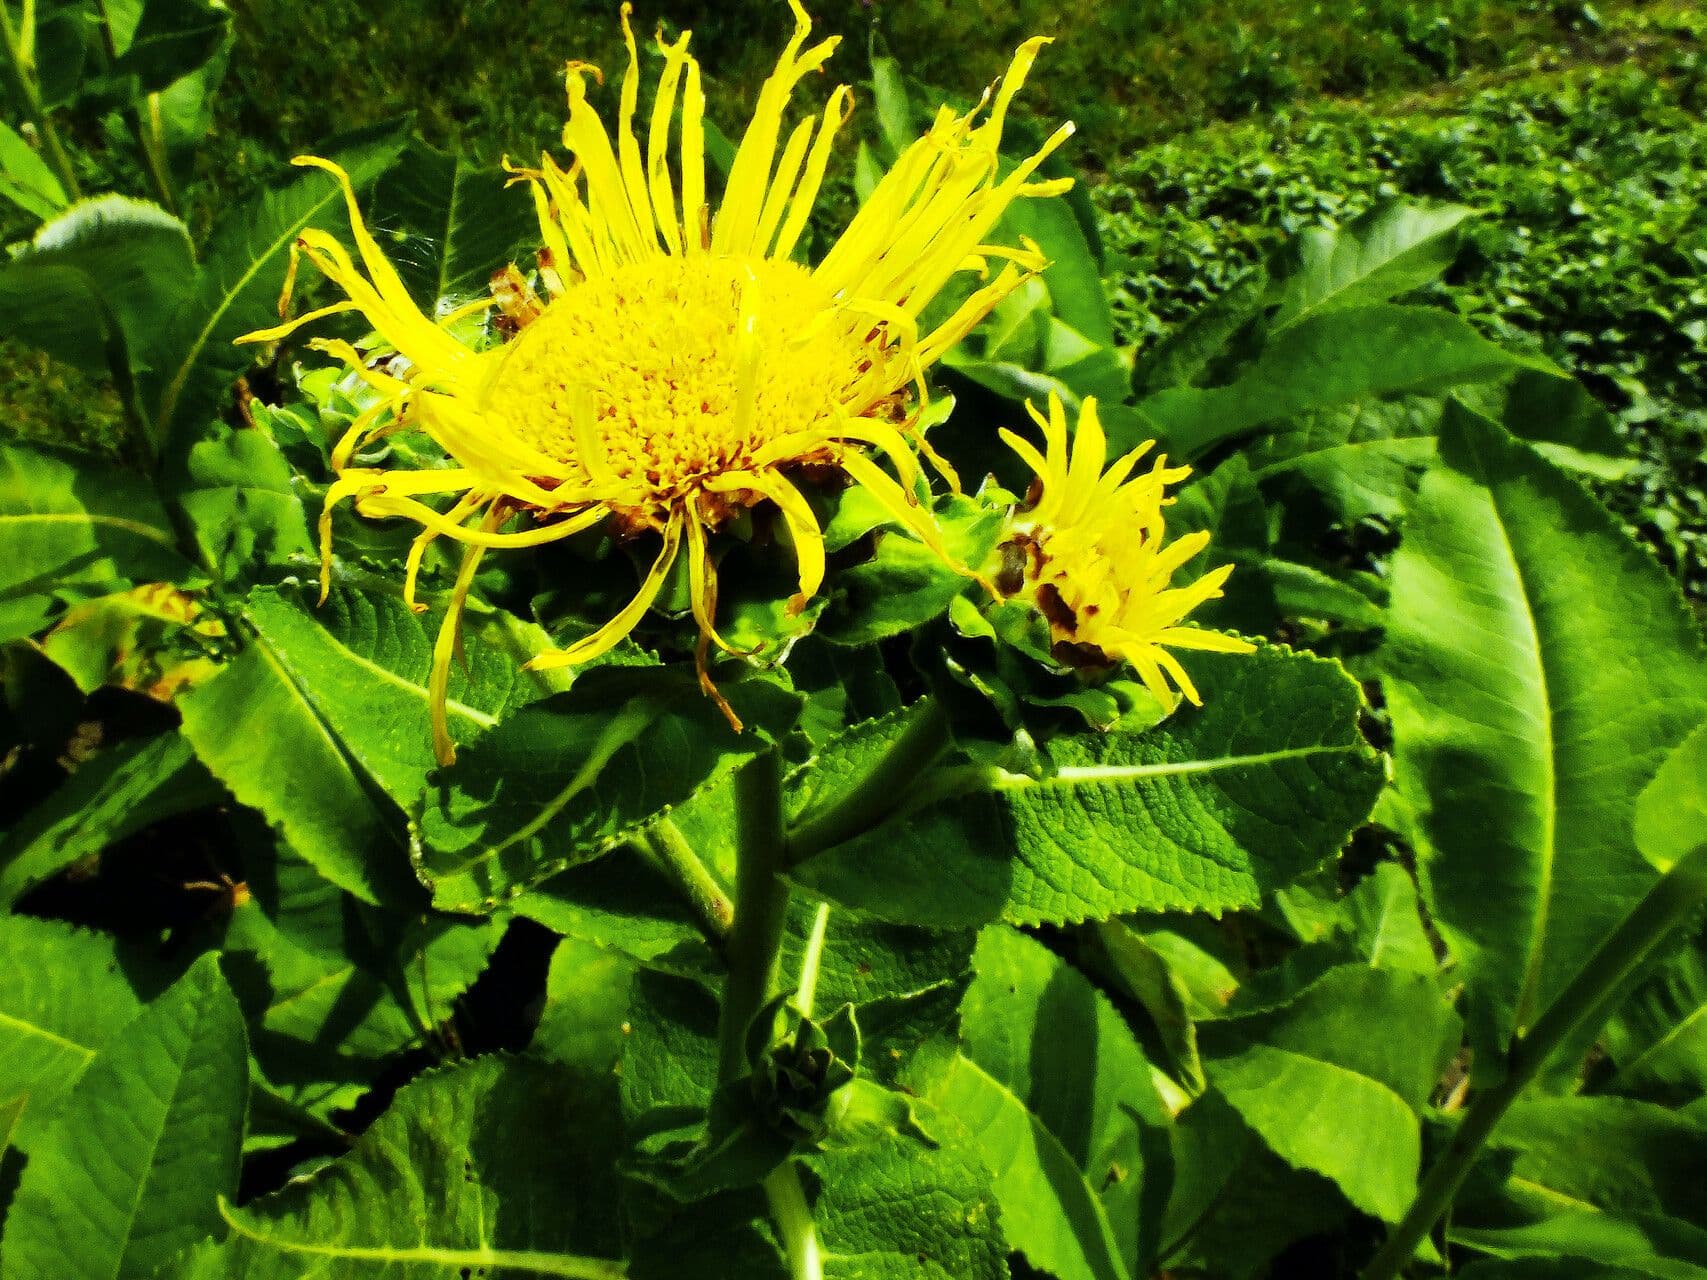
[
  {"xmin": 240, "ymin": 1, "xmax": 1073, "ymax": 764},
  {"xmin": 998, "ymin": 393, "xmax": 1255, "ymax": 709}
]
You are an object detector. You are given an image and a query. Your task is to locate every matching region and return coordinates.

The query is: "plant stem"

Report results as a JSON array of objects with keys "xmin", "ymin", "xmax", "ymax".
[
  {"xmin": 0, "ymin": 1, "xmax": 82, "ymax": 201},
  {"xmin": 785, "ymin": 697, "xmax": 952, "ymax": 864},
  {"xmin": 719, "ymin": 749, "xmax": 825, "ymax": 1280},
  {"xmin": 718, "ymin": 748, "xmax": 792, "ymax": 1085},
  {"xmin": 764, "ymin": 1163, "xmax": 824, "ymax": 1280},
  {"xmin": 637, "ymin": 817, "xmax": 733, "ymax": 943},
  {"xmin": 1361, "ymin": 840, "xmax": 1707, "ymax": 1280}
]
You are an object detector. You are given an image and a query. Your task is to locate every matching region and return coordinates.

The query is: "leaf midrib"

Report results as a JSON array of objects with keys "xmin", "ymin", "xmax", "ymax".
[
  {"xmin": 0, "ymin": 511, "xmax": 178, "ymax": 547},
  {"xmin": 986, "ymin": 742, "xmax": 1353, "ymax": 791},
  {"xmin": 1476, "ymin": 426, "xmax": 1560, "ymax": 1036},
  {"xmin": 218, "ymin": 1198, "xmax": 627, "ymax": 1278}
]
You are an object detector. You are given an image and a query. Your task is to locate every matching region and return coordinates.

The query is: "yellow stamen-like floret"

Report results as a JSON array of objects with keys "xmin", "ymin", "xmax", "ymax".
[
  {"xmin": 1000, "ymin": 394, "xmax": 1256, "ymax": 710},
  {"xmin": 239, "ymin": 0, "xmax": 1075, "ymax": 764}
]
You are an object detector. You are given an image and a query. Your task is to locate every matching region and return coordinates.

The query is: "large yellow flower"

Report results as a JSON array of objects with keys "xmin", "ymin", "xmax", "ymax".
[
  {"xmin": 999, "ymin": 394, "xmax": 1255, "ymax": 709},
  {"xmin": 241, "ymin": 1, "xmax": 1072, "ymax": 764}
]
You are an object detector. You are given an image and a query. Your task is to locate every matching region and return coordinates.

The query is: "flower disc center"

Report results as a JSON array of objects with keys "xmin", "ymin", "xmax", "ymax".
[{"xmin": 486, "ymin": 255, "xmax": 888, "ymax": 510}]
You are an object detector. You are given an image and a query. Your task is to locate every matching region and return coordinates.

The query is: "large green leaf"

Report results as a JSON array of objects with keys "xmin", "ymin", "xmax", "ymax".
[
  {"xmin": 953, "ymin": 926, "xmax": 1170, "ymax": 1275},
  {"xmin": 926, "ymin": 1056, "xmax": 1132, "ymax": 1280},
  {"xmin": 1482, "ymin": 1096, "xmax": 1707, "ymax": 1231},
  {"xmin": 415, "ymin": 667, "xmax": 799, "ymax": 913},
  {"xmin": 1271, "ymin": 200, "xmax": 1472, "ymax": 330},
  {"xmin": 204, "ymin": 1056, "xmax": 625, "ymax": 1277},
  {"xmin": 221, "ymin": 832, "xmax": 504, "ymax": 1116},
  {"xmin": 802, "ymin": 1112, "xmax": 1011, "ymax": 1280},
  {"xmin": 144, "ymin": 123, "xmax": 409, "ymax": 444},
  {"xmin": 1384, "ymin": 407, "xmax": 1707, "ymax": 1064},
  {"xmin": 368, "ymin": 138, "xmax": 538, "ymax": 305},
  {"xmin": 1206, "ymin": 1041, "xmax": 1419, "ymax": 1223},
  {"xmin": 1206, "ymin": 965, "xmax": 1460, "ymax": 1112},
  {"xmin": 0, "ymin": 916, "xmax": 148, "ymax": 1151},
  {"xmin": 1137, "ymin": 304, "xmax": 1548, "ymax": 458},
  {"xmin": 1604, "ymin": 942, "xmax": 1707, "ymax": 1100},
  {"xmin": 243, "ymin": 581, "xmax": 563, "ymax": 805},
  {"xmin": 792, "ymin": 645, "xmax": 1381, "ymax": 928},
  {"xmin": 0, "ymin": 195, "xmax": 194, "ymax": 380},
  {"xmin": 0, "ymin": 442, "xmax": 190, "ymax": 643},
  {"xmin": 0, "ymin": 953, "xmax": 246, "ymax": 1280},
  {"xmin": 0, "ymin": 730, "xmax": 223, "ymax": 907},
  {"xmin": 177, "ymin": 629, "xmax": 413, "ymax": 908}
]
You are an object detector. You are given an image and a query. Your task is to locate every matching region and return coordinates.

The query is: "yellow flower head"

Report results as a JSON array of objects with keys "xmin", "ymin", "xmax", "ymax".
[
  {"xmin": 998, "ymin": 394, "xmax": 1255, "ymax": 709},
  {"xmin": 240, "ymin": 1, "xmax": 1073, "ymax": 765}
]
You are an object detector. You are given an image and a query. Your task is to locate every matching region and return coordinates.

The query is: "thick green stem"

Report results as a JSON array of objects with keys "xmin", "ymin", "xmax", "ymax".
[
  {"xmin": 718, "ymin": 750, "xmax": 825, "ymax": 1280},
  {"xmin": 1361, "ymin": 841, "xmax": 1707, "ymax": 1280},
  {"xmin": 718, "ymin": 748, "xmax": 792, "ymax": 1085},
  {"xmin": 785, "ymin": 697, "xmax": 952, "ymax": 864},
  {"xmin": 0, "ymin": 2, "xmax": 81, "ymax": 200}
]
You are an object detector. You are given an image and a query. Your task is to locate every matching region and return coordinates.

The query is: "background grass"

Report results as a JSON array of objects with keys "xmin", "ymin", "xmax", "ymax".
[{"xmin": 5, "ymin": 0, "xmax": 1703, "ymax": 594}]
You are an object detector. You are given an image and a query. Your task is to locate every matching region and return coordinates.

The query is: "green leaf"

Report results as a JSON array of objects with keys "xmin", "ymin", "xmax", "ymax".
[
  {"xmin": 1209, "ymin": 965, "xmax": 1460, "ymax": 1111},
  {"xmin": 416, "ymin": 667, "xmax": 799, "ymax": 913},
  {"xmin": 368, "ymin": 139, "xmax": 538, "ymax": 305},
  {"xmin": 0, "ymin": 953, "xmax": 246, "ymax": 1280},
  {"xmin": 820, "ymin": 496, "xmax": 1005, "ymax": 646},
  {"xmin": 0, "ymin": 121, "xmax": 68, "ymax": 221},
  {"xmin": 792, "ymin": 645, "xmax": 1381, "ymax": 928},
  {"xmin": 205, "ymin": 1056, "xmax": 625, "ymax": 1278},
  {"xmin": 145, "ymin": 122, "xmax": 409, "ymax": 444},
  {"xmin": 1635, "ymin": 723, "xmax": 1707, "ymax": 874},
  {"xmin": 222, "ymin": 832, "xmax": 503, "ymax": 1110},
  {"xmin": 0, "ymin": 441, "xmax": 190, "ymax": 643},
  {"xmin": 957, "ymin": 926, "xmax": 1169, "ymax": 1275},
  {"xmin": 1604, "ymin": 942, "xmax": 1707, "ymax": 1100},
  {"xmin": 924, "ymin": 1055, "xmax": 1132, "ymax": 1280},
  {"xmin": 165, "ymin": 425, "xmax": 315, "ymax": 584},
  {"xmin": 1483, "ymin": 1096, "xmax": 1707, "ymax": 1231},
  {"xmin": 1096, "ymin": 919, "xmax": 1205, "ymax": 1091},
  {"xmin": 1138, "ymin": 304, "xmax": 1549, "ymax": 459},
  {"xmin": 0, "ymin": 195, "xmax": 195, "ymax": 381},
  {"xmin": 177, "ymin": 630, "xmax": 413, "ymax": 907},
  {"xmin": 1207, "ymin": 1040, "xmax": 1419, "ymax": 1223},
  {"xmin": 1158, "ymin": 1091, "xmax": 1347, "ymax": 1280},
  {"xmin": 0, "ymin": 730, "xmax": 223, "ymax": 907},
  {"xmin": 1271, "ymin": 200, "xmax": 1472, "ymax": 329},
  {"xmin": 37, "ymin": 582, "xmax": 223, "ymax": 698},
  {"xmin": 108, "ymin": 0, "xmax": 232, "ymax": 95},
  {"xmin": 1337, "ymin": 862, "xmax": 1440, "ymax": 975},
  {"xmin": 517, "ymin": 847, "xmax": 720, "ymax": 976},
  {"xmin": 1246, "ymin": 394, "xmax": 1446, "ymax": 524},
  {"xmin": 1383, "ymin": 406, "xmax": 1707, "ymax": 1065},
  {"xmin": 0, "ymin": 916, "xmax": 148, "ymax": 1152},
  {"xmin": 532, "ymin": 936, "xmax": 636, "ymax": 1078},
  {"xmin": 802, "ymin": 1112, "xmax": 1010, "ymax": 1280},
  {"xmin": 242, "ymin": 580, "xmax": 561, "ymax": 806}
]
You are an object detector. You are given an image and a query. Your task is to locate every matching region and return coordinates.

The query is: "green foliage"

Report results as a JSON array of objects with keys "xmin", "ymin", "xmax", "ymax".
[
  {"xmin": 2, "ymin": 8, "xmax": 1706, "ymax": 1278},
  {"xmin": 1384, "ymin": 406, "xmax": 1707, "ymax": 1067},
  {"xmin": 0, "ymin": 953, "xmax": 246, "ymax": 1280}
]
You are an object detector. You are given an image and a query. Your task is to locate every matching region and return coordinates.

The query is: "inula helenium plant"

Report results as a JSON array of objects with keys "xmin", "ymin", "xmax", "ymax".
[{"xmin": 4, "ymin": 1, "xmax": 1705, "ymax": 1278}]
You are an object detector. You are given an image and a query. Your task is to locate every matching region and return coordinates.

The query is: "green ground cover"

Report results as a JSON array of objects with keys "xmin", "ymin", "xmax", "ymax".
[{"xmin": 4, "ymin": 0, "xmax": 1702, "ymax": 593}]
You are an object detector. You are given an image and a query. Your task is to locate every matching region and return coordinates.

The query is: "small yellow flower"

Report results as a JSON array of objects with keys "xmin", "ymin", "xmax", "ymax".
[
  {"xmin": 240, "ymin": 1, "xmax": 1073, "ymax": 764},
  {"xmin": 998, "ymin": 394, "xmax": 1255, "ymax": 709}
]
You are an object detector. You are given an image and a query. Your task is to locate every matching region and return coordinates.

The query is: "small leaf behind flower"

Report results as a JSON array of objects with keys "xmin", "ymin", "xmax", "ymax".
[{"xmin": 416, "ymin": 667, "xmax": 801, "ymax": 913}]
